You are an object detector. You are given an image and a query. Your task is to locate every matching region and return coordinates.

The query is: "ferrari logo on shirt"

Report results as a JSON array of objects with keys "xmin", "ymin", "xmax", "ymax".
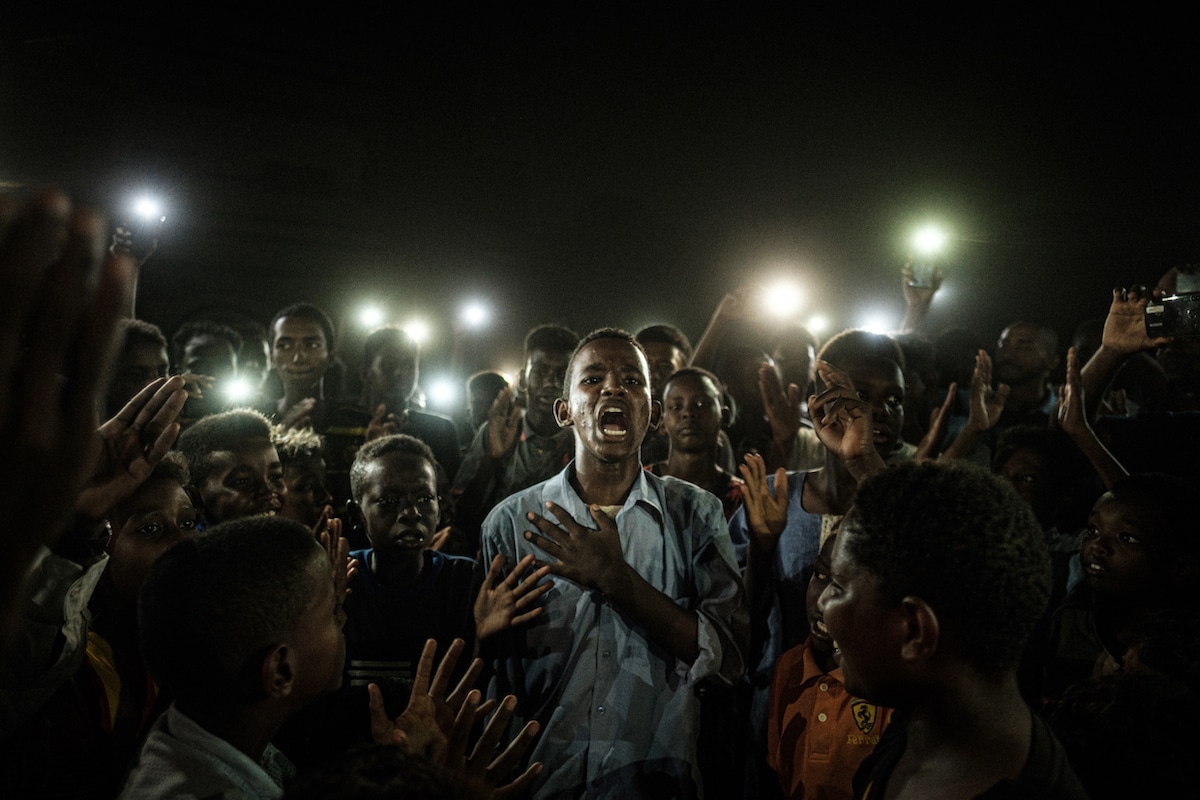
[{"xmin": 851, "ymin": 699, "xmax": 878, "ymax": 734}]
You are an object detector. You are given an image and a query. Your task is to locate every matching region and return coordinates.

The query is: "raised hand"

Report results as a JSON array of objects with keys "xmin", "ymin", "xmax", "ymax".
[
  {"xmin": 486, "ymin": 386, "xmax": 524, "ymax": 459},
  {"xmin": 279, "ymin": 397, "xmax": 317, "ymax": 430},
  {"xmin": 964, "ymin": 350, "xmax": 1009, "ymax": 434},
  {"xmin": 76, "ymin": 376, "xmax": 188, "ymax": 520},
  {"xmin": 1101, "ymin": 286, "xmax": 1172, "ymax": 355},
  {"xmin": 0, "ymin": 191, "xmax": 133, "ymax": 645},
  {"xmin": 317, "ymin": 517, "xmax": 356, "ymax": 600},
  {"xmin": 914, "ymin": 382, "xmax": 956, "ymax": 461},
  {"xmin": 369, "ymin": 638, "xmax": 489, "ymax": 759},
  {"xmin": 738, "ymin": 453, "xmax": 789, "ymax": 556},
  {"xmin": 446, "ymin": 691, "xmax": 543, "ymax": 799},
  {"xmin": 366, "ymin": 403, "xmax": 406, "ymax": 442},
  {"xmin": 759, "ymin": 363, "xmax": 802, "ymax": 445},
  {"xmin": 1055, "ymin": 347, "xmax": 1089, "ymax": 440},
  {"xmin": 524, "ymin": 502, "xmax": 626, "ymax": 595},
  {"xmin": 808, "ymin": 360, "xmax": 883, "ymax": 477},
  {"xmin": 474, "ymin": 553, "xmax": 552, "ymax": 640}
]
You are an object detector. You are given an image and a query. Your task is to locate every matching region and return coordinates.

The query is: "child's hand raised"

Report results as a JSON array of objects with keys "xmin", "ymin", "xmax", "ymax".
[
  {"xmin": 809, "ymin": 361, "xmax": 886, "ymax": 480},
  {"xmin": 738, "ymin": 453, "xmax": 788, "ymax": 556}
]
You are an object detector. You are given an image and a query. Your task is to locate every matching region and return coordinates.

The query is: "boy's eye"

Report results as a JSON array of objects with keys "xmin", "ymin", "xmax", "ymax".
[
  {"xmin": 1083, "ymin": 525, "xmax": 1099, "ymax": 538},
  {"xmin": 180, "ymin": 516, "xmax": 199, "ymax": 532},
  {"xmin": 1118, "ymin": 532, "xmax": 1141, "ymax": 545},
  {"xmin": 857, "ymin": 390, "xmax": 868, "ymax": 401},
  {"xmin": 419, "ymin": 495, "xmax": 437, "ymax": 506},
  {"xmin": 887, "ymin": 395, "xmax": 903, "ymax": 407},
  {"xmin": 813, "ymin": 569, "xmax": 829, "ymax": 582},
  {"xmin": 135, "ymin": 522, "xmax": 164, "ymax": 537},
  {"xmin": 376, "ymin": 496, "xmax": 397, "ymax": 508}
]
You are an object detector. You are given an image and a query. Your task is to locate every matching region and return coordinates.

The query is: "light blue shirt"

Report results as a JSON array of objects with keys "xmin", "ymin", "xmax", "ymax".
[{"xmin": 482, "ymin": 463, "xmax": 747, "ymax": 799}]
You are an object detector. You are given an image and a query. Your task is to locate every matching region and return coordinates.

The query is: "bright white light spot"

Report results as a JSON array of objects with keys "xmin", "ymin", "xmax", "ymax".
[
  {"xmin": 858, "ymin": 312, "xmax": 896, "ymax": 335},
  {"xmin": 461, "ymin": 301, "xmax": 489, "ymax": 329},
  {"xmin": 806, "ymin": 314, "xmax": 829, "ymax": 335},
  {"xmin": 404, "ymin": 319, "xmax": 431, "ymax": 345},
  {"xmin": 912, "ymin": 225, "xmax": 947, "ymax": 255},
  {"xmin": 359, "ymin": 305, "xmax": 385, "ymax": 328},
  {"xmin": 761, "ymin": 280, "xmax": 804, "ymax": 318},
  {"xmin": 428, "ymin": 378, "xmax": 456, "ymax": 408},
  {"xmin": 224, "ymin": 377, "xmax": 254, "ymax": 404},
  {"xmin": 133, "ymin": 197, "xmax": 163, "ymax": 221}
]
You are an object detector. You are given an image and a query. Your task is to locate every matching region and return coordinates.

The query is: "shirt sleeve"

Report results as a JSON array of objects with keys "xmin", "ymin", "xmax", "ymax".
[
  {"xmin": 0, "ymin": 550, "xmax": 107, "ymax": 737},
  {"xmin": 687, "ymin": 491, "xmax": 749, "ymax": 687}
]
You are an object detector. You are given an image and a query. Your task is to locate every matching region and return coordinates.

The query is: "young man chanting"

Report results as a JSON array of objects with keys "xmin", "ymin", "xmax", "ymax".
[{"xmin": 481, "ymin": 328, "xmax": 748, "ymax": 800}]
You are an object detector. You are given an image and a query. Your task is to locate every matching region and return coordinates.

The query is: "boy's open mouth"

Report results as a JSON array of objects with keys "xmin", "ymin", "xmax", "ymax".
[{"xmin": 600, "ymin": 406, "xmax": 629, "ymax": 438}]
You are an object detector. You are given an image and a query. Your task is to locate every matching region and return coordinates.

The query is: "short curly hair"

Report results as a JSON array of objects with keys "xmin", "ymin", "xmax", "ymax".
[
  {"xmin": 349, "ymin": 434, "xmax": 438, "ymax": 504},
  {"xmin": 139, "ymin": 515, "xmax": 324, "ymax": 704},
  {"xmin": 178, "ymin": 408, "xmax": 274, "ymax": 488},
  {"xmin": 842, "ymin": 460, "xmax": 1051, "ymax": 675},
  {"xmin": 818, "ymin": 329, "xmax": 906, "ymax": 372},
  {"xmin": 562, "ymin": 327, "xmax": 648, "ymax": 398}
]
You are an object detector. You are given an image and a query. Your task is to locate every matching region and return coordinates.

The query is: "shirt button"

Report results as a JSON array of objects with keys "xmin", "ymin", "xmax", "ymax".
[
  {"xmin": 819, "ymin": 682, "xmax": 828, "ymax": 691},
  {"xmin": 598, "ymin": 706, "xmax": 606, "ymax": 715},
  {"xmin": 817, "ymin": 712, "xmax": 828, "ymax": 722}
]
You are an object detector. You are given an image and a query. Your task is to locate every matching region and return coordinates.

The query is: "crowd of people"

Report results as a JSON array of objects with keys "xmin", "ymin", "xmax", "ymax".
[{"xmin": 0, "ymin": 190, "xmax": 1197, "ymax": 799}]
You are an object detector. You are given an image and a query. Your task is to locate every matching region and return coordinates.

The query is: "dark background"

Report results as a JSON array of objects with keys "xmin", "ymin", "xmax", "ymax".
[{"xmin": 4, "ymin": 8, "xmax": 1197, "ymax": 404}]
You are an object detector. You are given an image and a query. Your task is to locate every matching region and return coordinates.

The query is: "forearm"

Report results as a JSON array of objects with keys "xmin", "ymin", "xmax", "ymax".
[
  {"xmin": 690, "ymin": 314, "xmax": 732, "ymax": 370},
  {"xmin": 1080, "ymin": 346, "xmax": 1129, "ymax": 422},
  {"xmin": 1068, "ymin": 427, "xmax": 1128, "ymax": 490},
  {"xmin": 940, "ymin": 423, "xmax": 984, "ymax": 461},
  {"xmin": 603, "ymin": 563, "xmax": 700, "ymax": 665}
]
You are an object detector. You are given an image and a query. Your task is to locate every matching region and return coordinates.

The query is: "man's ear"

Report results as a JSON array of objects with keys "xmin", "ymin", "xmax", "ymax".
[
  {"xmin": 898, "ymin": 596, "xmax": 940, "ymax": 663},
  {"xmin": 516, "ymin": 367, "xmax": 528, "ymax": 394},
  {"xmin": 554, "ymin": 397, "xmax": 572, "ymax": 428},
  {"xmin": 261, "ymin": 644, "xmax": 295, "ymax": 699},
  {"xmin": 649, "ymin": 398, "xmax": 662, "ymax": 431}
]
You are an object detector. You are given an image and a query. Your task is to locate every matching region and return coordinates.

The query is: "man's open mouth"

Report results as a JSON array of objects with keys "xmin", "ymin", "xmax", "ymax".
[{"xmin": 600, "ymin": 406, "xmax": 629, "ymax": 438}]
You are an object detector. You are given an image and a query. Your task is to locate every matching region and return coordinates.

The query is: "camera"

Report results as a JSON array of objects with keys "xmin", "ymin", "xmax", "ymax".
[{"xmin": 1144, "ymin": 293, "xmax": 1200, "ymax": 339}]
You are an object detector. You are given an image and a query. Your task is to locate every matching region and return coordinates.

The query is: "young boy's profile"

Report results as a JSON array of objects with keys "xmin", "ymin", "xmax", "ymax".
[
  {"xmin": 177, "ymin": 408, "xmax": 286, "ymax": 525},
  {"xmin": 819, "ymin": 461, "xmax": 1086, "ymax": 799},
  {"xmin": 767, "ymin": 532, "xmax": 892, "ymax": 800},
  {"xmin": 121, "ymin": 516, "xmax": 345, "ymax": 798}
]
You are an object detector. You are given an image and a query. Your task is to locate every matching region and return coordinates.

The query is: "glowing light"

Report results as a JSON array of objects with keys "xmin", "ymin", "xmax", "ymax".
[
  {"xmin": 806, "ymin": 314, "xmax": 830, "ymax": 335},
  {"xmin": 761, "ymin": 279, "xmax": 804, "ymax": 318},
  {"xmin": 404, "ymin": 319, "xmax": 431, "ymax": 345},
  {"xmin": 461, "ymin": 301, "xmax": 489, "ymax": 329},
  {"xmin": 224, "ymin": 377, "xmax": 254, "ymax": 404},
  {"xmin": 428, "ymin": 378, "xmax": 457, "ymax": 408},
  {"xmin": 912, "ymin": 225, "xmax": 947, "ymax": 255},
  {"xmin": 359, "ymin": 305, "xmax": 385, "ymax": 328},
  {"xmin": 858, "ymin": 312, "xmax": 896, "ymax": 335},
  {"xmin": 133, "ymin": 197, "xmax": 165, "ymax": 222}
]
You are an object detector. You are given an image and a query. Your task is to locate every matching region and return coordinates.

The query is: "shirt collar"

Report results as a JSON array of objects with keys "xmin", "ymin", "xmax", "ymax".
[{"xmin": 543, "ymin": 460, "xmax": 665, "ymax": 525}]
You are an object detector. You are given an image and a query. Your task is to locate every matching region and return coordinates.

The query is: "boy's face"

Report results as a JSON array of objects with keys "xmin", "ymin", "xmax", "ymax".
[
  {"xmin": 199, "ymin": 437, "xmax": 286, "ymax": 525},
  {"xmin": 288, "ymin": 550, "xmax": 348, "ymax": 704},
  {"xmin": 280, "ymin": 456, "xmax": 332, "ymax": 529},
  {"xmin": 1082, "ymin": 492, "xmax": 1162, "ymax": 598},
  {"xmin": 640, "ymin": 341, "xmax": 688, "ymax": 401},
  {"xmin": 107, "ymin": 478, "xmax": 202, "ymax": 603},
  {"xmin": 181, "ymin": 334, "xmax": 238, "ymax": 381},
  {"xmin": 107, "ymin": 341, "xmax": 169, "ymax": 413},
  {"xmin": 998, "ymin": 447, "xmax": 1055, "ymax": 527},
  {"xmin": 805, "ymin": 534, "xmax": 838, "ymax": 660},
  {"xmin": 661, "ymin": 373, "xmax": 723, "ymax": 456},
  {"xmin": 358, "ymin": 452, "xmax": 439, "ymax": 563},
  {"xmin": 362, "ymin": 339, "xmax": 418, "ymax": 412},
  {"xmin": 271, "ymin": 316, "xmax": 330, "ymax": 392},
  {"xmin": 841, "ymin": 357, "xmax": 905, "ymax": 457},
  {"xmin": 523, "ymin": 347, "xmax": 572, "ymax": 423},
  {"xmin": 556, "ymin": 338, "xmax": 660, "ymax": 466},
  {"xmin": 817, "ymin": 523, "xmax": 903, "ymax": 703}
]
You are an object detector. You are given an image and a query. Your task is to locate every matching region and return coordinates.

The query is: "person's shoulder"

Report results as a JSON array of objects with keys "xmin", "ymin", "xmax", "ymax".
[
  {"xmin": 658, "ymin": 473, "xmax": 724, "ymax": 517},
  {"xmin": 407, "ymin": 408, "xmax": 458, "ymax": 433},
  {"xmin": 481, "ymin": 474, "xmax": 558, "ymax": 530}
]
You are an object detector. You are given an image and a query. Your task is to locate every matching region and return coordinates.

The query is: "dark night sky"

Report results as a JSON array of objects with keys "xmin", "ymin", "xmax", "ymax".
[{"xmin": 4, "ymin": 8, "xmax": 1198, "ymax": 399}]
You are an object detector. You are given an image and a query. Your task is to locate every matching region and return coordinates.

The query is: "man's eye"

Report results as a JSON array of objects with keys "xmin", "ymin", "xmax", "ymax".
[
  {"xmin": 813, "ymin": 569, "xmax": 829, "ymax": 582},
  {"xmin": 419, "ymin": 495, "xmax": 437, "ymax": 505},
  {"xmin": 180, "ymin": 516, "xmax": 199, "ymax": 532},
  {"xmin": 306, "ymin": 342, "xmax": 323, "ymax": 350},
  {"xmin": 887, "ymin": 395, "xmax": 903, "ymax": 406},
  {"xmin": 231, "ymin": 478, "xmax": 250, "ymax": 489},
  {"xmin": 1118, "ymin": 532, "xmax": 1141, "ymax": 545},
  {"xmin": 1083, "ymin": 526, "xmax": 1099, "ymax": 538},
  {"xmin": 376, "ymin": 497, "xmax": 397, "ymax": 507},
  {"xmin": 135, "ymin": 523, "xmax": 164, "ymax": 537}
]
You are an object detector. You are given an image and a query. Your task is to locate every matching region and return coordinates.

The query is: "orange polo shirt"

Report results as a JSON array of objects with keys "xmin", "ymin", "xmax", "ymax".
[{"xmin": 767, "ymin": 637, "xmax": 893, "ymax": 800}]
